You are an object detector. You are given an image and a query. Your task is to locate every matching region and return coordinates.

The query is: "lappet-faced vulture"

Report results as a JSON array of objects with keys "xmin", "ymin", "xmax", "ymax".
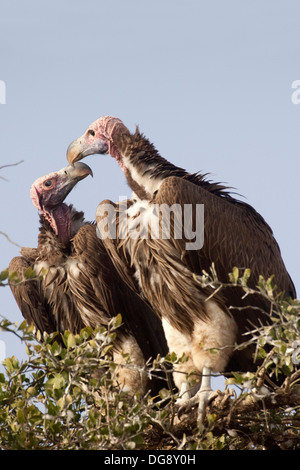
[
  {"xmin": 67, "ymin": 116, "xmax": 296, "ymax": 419},
  {"xmin": 9, "ymin": 162, "xmax": 168, "ymax": 395}
]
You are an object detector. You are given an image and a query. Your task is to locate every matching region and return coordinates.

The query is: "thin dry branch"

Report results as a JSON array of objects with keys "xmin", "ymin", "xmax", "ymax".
[
  {"xmin": 0, "ymin": 160, "xmax": 24, "ymax": 181},
  {"xmin": 0, "ymin": 231, "xmax": 21, "ymax": 247}
]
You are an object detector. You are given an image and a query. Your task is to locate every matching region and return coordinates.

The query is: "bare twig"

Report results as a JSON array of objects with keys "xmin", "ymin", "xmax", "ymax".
[
  {"xmin": 0, "ymin": 231, "xmax": 21, "ymax": 247},
  {"xmin": 0, "ymin": 160, "xmax": 24, "ymax": 181},
  {"xmin": 0, "ymin": 160, "xmax": 24, "ymax": 171}
]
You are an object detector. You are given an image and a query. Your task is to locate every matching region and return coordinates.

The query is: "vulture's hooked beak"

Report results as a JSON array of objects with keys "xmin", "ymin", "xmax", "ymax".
[
  {"xmin": 67, "ymin": 134, "xmax": 109, "ymax": 165},
  {"xmin": 63, "ymin": 161, "xmax": 94, "ymax": 181},
  {"xmin": 55, "ymin": 162, "xmax": 93, "ymax": 203}
]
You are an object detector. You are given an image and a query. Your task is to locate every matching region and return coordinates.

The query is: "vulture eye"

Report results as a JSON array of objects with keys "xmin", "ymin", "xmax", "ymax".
[
  {"xmin": 88, "ymin": 129, "xmax": 95, "ymax": 136},
  {"xmin": 44, "ymin": 180, "xmax": 53, "ymax": 188}
]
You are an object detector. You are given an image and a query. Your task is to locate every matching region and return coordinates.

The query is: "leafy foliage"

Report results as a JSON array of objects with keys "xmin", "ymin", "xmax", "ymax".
[
  {"xmin": 0, "ymin": 267, "xmax": 43, "ymax": 287},
  {"xmin": 1, "ymin": 267, "xmax": 300, "ymax": 449},
  {"xmin": 0, "ymin": 317, "xmax": 165, "ymax": 449}
]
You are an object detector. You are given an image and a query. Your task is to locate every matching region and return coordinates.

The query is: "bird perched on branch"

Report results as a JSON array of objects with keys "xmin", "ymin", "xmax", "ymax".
[
  {"xmin": 9, "ymin": 161, "xmax": 168, "ymax": 395},
  {"xmin": 67, "ymin": 116, "xmax": 296, "ymax": 420}
]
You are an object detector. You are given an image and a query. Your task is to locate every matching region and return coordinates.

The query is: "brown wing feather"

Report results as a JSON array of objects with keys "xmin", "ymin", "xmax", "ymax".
[
  {"xmin": 154, "ymin": 176, "xmax": 295, "ymax": 297},
  {"xmin": 9, "ymin": 256, "xmax": 57, "ymax": 334},
  {"xmin": 71, "ymin": 223, "xmax": 169, "ymax": 360},
  {"xmin": 96, "ymin": 199, "xmax": 140, "ymax": 293}
]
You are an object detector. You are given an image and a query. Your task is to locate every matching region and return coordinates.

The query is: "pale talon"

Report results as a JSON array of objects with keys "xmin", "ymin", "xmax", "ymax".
[{"xmin": 176, "ymin": 366, "xmax": 214, "ymax": 423}]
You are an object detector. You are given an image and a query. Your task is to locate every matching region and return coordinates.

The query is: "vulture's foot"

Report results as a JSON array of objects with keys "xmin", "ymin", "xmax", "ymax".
[
  {"xmin": 175, "ymin": 380, "xmax": 200, "ymax": 409},
  {"xmin": 177, "ymin": 366, "xmax": 213, "ymax": 424},
  {"xmin": 177, "ymin": 386, "xmax": 213, "ymax": 423},
  {"xmin": 177, "ymin": 386, "xmax": 236, "ymax": 422}
]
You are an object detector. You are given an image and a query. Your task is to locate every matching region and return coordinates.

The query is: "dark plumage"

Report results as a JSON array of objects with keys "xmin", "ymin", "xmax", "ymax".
[
  {"xmin": 9, "ymin": 162, "xmax": 168, "ymax": 395},
  {"xmin": 67, "ymin": 116, "xmax": 296, "ymax": 418}
]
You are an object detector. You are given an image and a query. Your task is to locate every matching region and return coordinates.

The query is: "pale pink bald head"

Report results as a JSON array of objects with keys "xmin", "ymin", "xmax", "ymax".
[
  {"xmin": 67, "ymin": 116, "xmax": 130, "ymax": 168},
  {"xmin": 90, "ymin": 116, "xmax": 128, "ymax": 159},
  {"xmin": 30, "ymin": 163, "xmax": 92, "ymax": 211},
  {"xmin": 30, "ymin": 163, "xmax": 92, "ymax": 242},
  {"xmin": 95, "ymin": 116, "xmax": 126, "ymax": 141}
]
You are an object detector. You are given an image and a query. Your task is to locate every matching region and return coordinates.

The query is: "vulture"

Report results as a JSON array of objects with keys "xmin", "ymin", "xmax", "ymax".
[
  {"xmin": 9, "ymin": 161, "xmax": 168, "ymax": 395},
  {"xmin": 67, "ymin": 116, "xmax": 296, "ymax": 419}
]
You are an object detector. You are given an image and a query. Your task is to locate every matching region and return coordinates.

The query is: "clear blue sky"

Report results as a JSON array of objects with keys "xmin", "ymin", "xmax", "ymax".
[{"xmin": 1, "ymin": 1, "xmax": 299, "ymax": 372}]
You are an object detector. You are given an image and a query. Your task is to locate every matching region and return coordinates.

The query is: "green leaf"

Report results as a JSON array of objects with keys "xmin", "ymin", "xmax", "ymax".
[
  {"xmin": 165, "ymin": 351, "xmax": 177, "ymax": 363},
  {"xmin": 79, "ymin": 326, "xmax": 93, "ymax": 340},
  {"xmin": 229, "ymin": 266, "xmax": 239, "ymax": 284},
  {"xmin": 16, "ymin": 408, "xmax": 25, "ymax": 424},
  {"xmin": 51, "ymin": 341, "xmax": 62, "ymax": 356},
  {"xmin": 257, "ymin": 347, "xmax": 267, "ymax": 359},
  {"xmin": 100, "ymin": 344, "xmax": 114, "ymax": 357},
  {"xmin": 282, "ymin": 364, "xmax": 292, "ymax": 376},
  {"xmin": 114, "ymin": 313, "xmax": 123, "ymax": 328},
  {"xmin": 4, "ymin": 356, "xmax": 19, "ymax": 374},
  {"xmin": 24, "ymin": 267, "xmax": 37, "ymax": 279},
  {"xmin": 27, "ymin": 386, "xmax": 37, "ymax": 397},
  {"xmin": 18, "ymin": 320, "xmax": 29, "ymax": 331},
  {"xmin": 45, "ymin": 373, "xmax": 65, "ymax": 391},
  {"xmin": 0, "ymin": 268, "xmax": 9, "ymax": 282},
  {"xmin": 241, "ymin": 268, "xmax": 251, "ymax": 285}
]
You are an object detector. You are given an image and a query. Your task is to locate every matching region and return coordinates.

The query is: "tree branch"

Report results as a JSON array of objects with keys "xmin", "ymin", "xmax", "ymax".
[
  {"xmin": 0, "ymin": 231, "xmax": 21, "ymax": 247},
  {"xmin": 0, "ymin": 160, "xmax": 24, "ymax": 181}
]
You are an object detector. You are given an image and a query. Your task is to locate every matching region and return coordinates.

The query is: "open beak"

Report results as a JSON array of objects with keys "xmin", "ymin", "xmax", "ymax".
[{"xmin": 67, "ymin": 134, "xmax": 109, "ymax": 165}]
